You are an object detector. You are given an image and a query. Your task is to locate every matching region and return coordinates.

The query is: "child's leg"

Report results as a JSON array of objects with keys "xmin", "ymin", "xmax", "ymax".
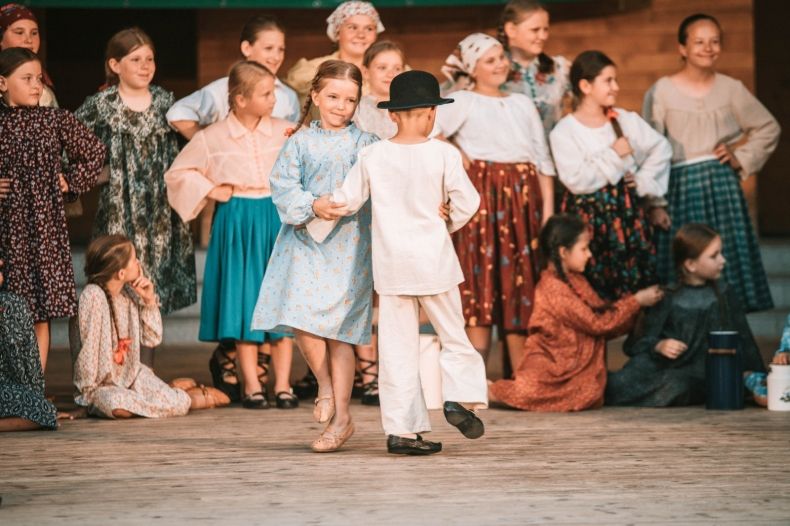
[
  {"xmin": 466, "ymin": 326, "xmax": 491, "ymax": 362},
  {"xmin": 378, "ymin": 294, "xmax": 430, "ymax": 437},
  {"xmin": 325, "ymin": 339, "xmax": 355, "ymax": 432},
  {"xmin": 294, "ymin": 329, "xmax": 333, "ymax": 400},
  {"xmin": 236, "ymin": 341, "xmax": 263, "ymax": 397},
  {"xmin": 0, "ymin": 417, "xmax": 44, "ymax": 432},
  {"xmin": 270, "ymin": 337, "xmax": 294, "ymax": 394},
  {"xmin": 421, "ymin": 289, "xmax": 488, "ymax": 408},
  {"xmin": 33, "ymin": 321, "xmax": 50, "ymax": 372}
]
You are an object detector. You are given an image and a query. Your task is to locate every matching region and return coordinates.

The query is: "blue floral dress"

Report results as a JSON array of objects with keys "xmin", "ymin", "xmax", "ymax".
[{"xmin": 251, "ymin": 122, "xmax": 378, "ymax": 345}]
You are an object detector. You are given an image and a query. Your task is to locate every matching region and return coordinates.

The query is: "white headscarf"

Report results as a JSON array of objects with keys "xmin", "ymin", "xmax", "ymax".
[
  {"xmin": 440, "ymin": 33, "xmax": 502, "ymax": 92},
  {"xmin": 326, "ymin": 1, "xmax": 385, "ymax": 43}
]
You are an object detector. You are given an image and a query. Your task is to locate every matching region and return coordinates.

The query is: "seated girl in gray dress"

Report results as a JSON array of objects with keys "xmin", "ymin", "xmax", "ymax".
[
  {"xmin": 0, "ymin": 259, "xmax": 57, "ymax": 432},
  {"xmin": 606, "ymin": 223, "xmax": 767, "ymax": 407}
]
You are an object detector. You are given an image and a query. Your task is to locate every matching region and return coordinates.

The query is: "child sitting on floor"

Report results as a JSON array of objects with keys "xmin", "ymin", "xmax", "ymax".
[
  {"xmin": 488, "ymin": 214, "xmax": 663, "ymax": 411},
  {"xmin": 606, "ymin": 223, "xmax": 768, "ymax": 407},
  {"xmin": 313, "ymin": 70, "xmax": 487, "ymax": 455},
  {"xmin": 73, "ymin": 235, "xmax": 229, "ymax": 419}
]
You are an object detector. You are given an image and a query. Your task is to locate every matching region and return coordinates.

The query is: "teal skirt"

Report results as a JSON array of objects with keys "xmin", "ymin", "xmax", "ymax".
[
  {"xmin": 199, "ymin": 196, "xmax": 286, "ymax": 343},
  {"xmin": 655, "ymin": 159, "xmax": 773, "ymax": 313}
]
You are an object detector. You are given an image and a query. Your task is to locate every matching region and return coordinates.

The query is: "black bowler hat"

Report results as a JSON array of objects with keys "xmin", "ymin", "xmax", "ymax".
[{"xmin": 377, "ymin": 70, "xmax": 454, "ymax": 111}]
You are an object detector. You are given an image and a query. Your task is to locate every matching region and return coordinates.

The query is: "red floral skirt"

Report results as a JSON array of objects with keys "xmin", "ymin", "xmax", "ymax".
[{"xmin": 452, "ymin": 160, "xmax": 543, "ymax": 331}]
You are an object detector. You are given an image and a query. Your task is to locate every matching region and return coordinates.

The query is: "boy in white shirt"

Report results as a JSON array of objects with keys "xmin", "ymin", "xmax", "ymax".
[{"xmin": 312, "ymin": 70, "xmax": 488, "ymax": 455}]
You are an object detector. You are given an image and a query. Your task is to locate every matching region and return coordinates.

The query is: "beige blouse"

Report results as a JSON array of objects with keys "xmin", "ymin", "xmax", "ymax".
[
  {"xmin": 353, "ymin": 95, "xmax": 396, "ymax": 139},
  {"xmin": 165, "ymin": 113, "xmax": 291, "ymax": 222},
  {"xmin": 642, "ymin": 74, "xmax": 780, "ymax": 178}
]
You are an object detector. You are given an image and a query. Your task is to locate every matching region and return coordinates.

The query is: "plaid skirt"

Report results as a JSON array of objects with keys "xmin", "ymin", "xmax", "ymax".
[
  {"xmin": 561, "ymin": 179, "xmax": 657, "ymax": 301},
  {"xmin": 655, "ymin": 159, "xmax": 773, "ymax": 313},
  {"xmin": 452, "ymin": 160, "xmax": 543, "ymax": 331}
]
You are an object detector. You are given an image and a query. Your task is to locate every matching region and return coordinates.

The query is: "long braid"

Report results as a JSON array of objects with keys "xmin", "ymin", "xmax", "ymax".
[
  {"xmin": 292, "ymin": 96, "xmax": 313, "ymax": 134},
  {"xmin": 550, "ymin": 246, "xmax": 611, "ymax": 314},
  {"xmin": 95, "ymin": 281, "xmax": 122, "ymax": 346}
]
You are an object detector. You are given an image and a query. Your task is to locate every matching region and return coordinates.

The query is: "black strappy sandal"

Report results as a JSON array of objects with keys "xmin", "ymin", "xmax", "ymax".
[
  {"xmin": 242, "ymin": 391, "xmax": 269, "ymax": 409},
  {"xmin": 257, "ymin": 352, "xmax": 271, "ymax": 388},
  {"xmin": 208, "ymin": 342, "xmax": 240, "ymax": 402},
  {"xmin": 358, "ymin": 356, "xmax": 379, "ymax": 406}
]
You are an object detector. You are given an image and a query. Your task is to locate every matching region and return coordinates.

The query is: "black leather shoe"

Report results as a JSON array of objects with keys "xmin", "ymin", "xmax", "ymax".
[
  {"xmin": 293, "ymin": 371, "xmax": 318, "ymax": 400},
  {"xmin": 387, "ymin": 434, "xmax": 442, "ymax": 455},
  {"xmin": 443, "ymin": 401, "xmax": 484, "ymax": 439},
  {"xmin": 242, "ymin": 392, "xmax": 270, "ymax": 409},
  {"xmin": 275, "ymin": 390, "xmax": 299, "ymax": 409}
]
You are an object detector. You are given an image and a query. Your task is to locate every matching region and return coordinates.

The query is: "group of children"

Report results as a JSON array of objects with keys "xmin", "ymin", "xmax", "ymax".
[{"xmin": 1, "ymin": 0, "xmax": 789, "ymax": 455}]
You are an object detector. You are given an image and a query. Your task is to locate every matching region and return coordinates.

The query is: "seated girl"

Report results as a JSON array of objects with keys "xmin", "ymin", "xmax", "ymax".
[
  {"xmin": 606, "ymin": 223, "xmax": 768, "ymax": 407},
  {"xmin": 488, "ymin": 214, "xmax": 663, "ymax": 411},
  {"xmin": 74, "ymin": 235, "xmax": 229, "ymax": 419},
  {"xmin": 0, "ymin": 259, "xmax": 58, "ymax": 431}
]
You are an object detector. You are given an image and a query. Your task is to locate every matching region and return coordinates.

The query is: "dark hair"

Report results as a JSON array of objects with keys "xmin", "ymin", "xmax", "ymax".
[
  {"xmin": 240, "ymin": 15, "xmax": 285, "ymax": 45},
  {"xmin": 105, "ymin": 27, "xmax": 155, "ymax": 86},
  {"xmin": 540, "ymin": 214, "xmax": 611, "ymax": 313},
  {"xmin": 0, "ymin": 46, "xmax": 39, "ymax": 78},
  {"xmin": 497, "ymin": 0, "xmax": 555, "ymax": 75},
  {"xmin": 678, "ymin": 13, "xmax": 722, "ymax": 45},
  {"xmin": 569, "ymin": 50, "xmax": 615, "ymax": 102},
  {"xmin": 85, "ymin": 235, "xmax": 135, "ymax": 351},
  {"xmin": 228, "ymin": 60, "xmax": 274, "ymax": 110},
  {"xmin": 672, "ymin": 223, "xmax": 720, "ymax": 279},
  {"xmin": 294, "ymin": 59, "xmax": 363, "ymax": 132},
  {"xmin": 362, "ymin": 40, "xmax": 404, "ymax": 69}
]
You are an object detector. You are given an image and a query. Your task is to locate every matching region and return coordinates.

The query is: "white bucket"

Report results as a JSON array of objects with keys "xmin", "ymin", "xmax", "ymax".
[{"xmin": 767, "ymin": 363, "xmax": 790, "ymax": 411}]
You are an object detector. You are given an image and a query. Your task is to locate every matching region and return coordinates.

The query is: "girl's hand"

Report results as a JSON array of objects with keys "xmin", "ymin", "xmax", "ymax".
[
  {"xmin": 714, "ymin": 143, "xmax": 742, "ymax": 171},
  {"xmin": 655, "ymin": 338, "xmax": 688, "ymax": 360},
  {"xmin": 634, "ymin": 285, "xmax": 664, "ymax": 307},
  {"xmin": 131, "ymin": 275, "xmax": 157, "ymax": 306},
  {"xmin": 0, "ymin": 178, "xmax": 11, "ymax": 200},
  {"xmin": 773, "ymin": 351, "xmax": 790, "ymax": 365},
  {"xmin": 439, "ymin": 202, "xmax": 450, "ymax": 221},
  {"xmin": 612, "ymin": 137, "xmax": 633, "ymax": 158},
  {"xmin": 649, "ymin": 207, "xmax": 671, "ymax": 230},
  {"xmin": 58, "ymin": 174, "xmax": 69, "ymax": 193},
  {"xmin": 312, "ymin": 195, "xmax": 346, "ymax": 220},
  {"xmin": 208, "ymin": 184, "xmax": 233, "ymax": 203}
]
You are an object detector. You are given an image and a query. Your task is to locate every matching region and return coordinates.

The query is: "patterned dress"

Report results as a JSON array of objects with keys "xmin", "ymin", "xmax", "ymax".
[
  {"xmin": 251, "ymin": 122, "xmax": 378, "ymax": 345},
  {"xmin": 73, "ymin": 284, "xmax": 191, "ymax": 418},
  {"xmin": 0, "ymin": 105, "xmax": 105, "ymax": 321},
  {"xmin": 606, "ymin": 282, "xmax": 766, "ymax": 407},
  {"xmin": 0, "ymin": 291, "xmax": 58, "ymax": 429},
  {"xmin": 75, "ymin": 86, "xmax": 196, "ymax": 314},
  {"xmin": 504, "ymin": 54, "xmax": 571, "ymax": 134},
  {"xmin": 489, "ymin": 268, "xmax": 640, "ymax": 411}
]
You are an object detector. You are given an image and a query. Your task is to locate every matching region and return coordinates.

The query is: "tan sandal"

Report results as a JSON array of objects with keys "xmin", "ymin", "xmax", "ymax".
[
  {"xmin": 311, "ymin": 421, "xmax": 355, "ymax": 453},
  {"xmin": 187, "ymin": 385, "xmax": 231, "ymax": 409},
  {"xmin": 170, "ymin": 377, "xmax": 198, "ymax": 390},
  {"xmin": 313, "ymin": 395, "xmax": 335, "ymax": 423}
]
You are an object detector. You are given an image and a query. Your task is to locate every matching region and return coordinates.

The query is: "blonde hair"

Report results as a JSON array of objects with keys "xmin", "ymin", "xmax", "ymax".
[
  {"xmin": 84, "ymin": 235, "xmax": 135, "ymax": 344},
  {"xmin": 294, "ymin": 59, "xmax": 363, "ymax": 132},
  {"xmin": 104, "ymin": 27, "xmax": 155, "ymax": 86},
  {"xmin": 227, "ymin": 60, "xmax": 274, "ymax": 110}
]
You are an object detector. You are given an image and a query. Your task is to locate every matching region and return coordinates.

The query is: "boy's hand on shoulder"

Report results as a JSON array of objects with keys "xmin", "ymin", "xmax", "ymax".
[
  {"xmin": 312, "ymin": 195, "xmax": 347, "ymax": 220},
  {"xmin": 655, "ymin": 338, "xmax": 687, "ymax": 360}
]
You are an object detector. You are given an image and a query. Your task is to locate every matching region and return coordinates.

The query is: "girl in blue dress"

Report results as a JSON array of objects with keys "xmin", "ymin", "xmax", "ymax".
[{"xmin": 252, "ymin": 60, "xmax": 378, "ymax": 452}]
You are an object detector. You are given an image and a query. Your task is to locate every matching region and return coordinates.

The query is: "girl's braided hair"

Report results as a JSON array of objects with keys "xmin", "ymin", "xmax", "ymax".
[
  {"xmin": 293, "ymin": 59, "xmax": 363, "ymax": 133},
  {"xmin": 497, "ymin": 0, "xmax": 555, "ymax": 75},
  {"xmin": 84, "ymin": 235, "xmax": 135, "ymax": 346}
]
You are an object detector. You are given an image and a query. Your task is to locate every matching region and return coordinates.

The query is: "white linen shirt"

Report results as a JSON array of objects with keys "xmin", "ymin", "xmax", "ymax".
[
  {"xmin": 166, "ymin": 76, "xmax": 300, "ymax": 127},
  {"xmin": 330, "ymin": 139, "xmax": 480, "ymax": 296},
  {"xmin": 434, "ymin": 90, "xmax": 556, "ymax": 175},
  {"xmin": 549, "ymin": 109, "xmax": 672, "ymax": 197}
]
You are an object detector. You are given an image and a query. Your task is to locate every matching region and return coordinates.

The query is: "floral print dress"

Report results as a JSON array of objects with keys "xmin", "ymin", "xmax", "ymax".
[
  {"xmin": 0, "ymin": 105, "xmax": 105, "ymax": 321},
  {"xmin": 75, "ymin": 86, "xmax": 196, "ymax": 314},
  {"xmin": 505, "ymin": 54, "xmax": 571, "ymax": 134}
]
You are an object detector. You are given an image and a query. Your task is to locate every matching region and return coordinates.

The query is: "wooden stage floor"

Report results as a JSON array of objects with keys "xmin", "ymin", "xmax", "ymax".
[{"xmin": 2, "ymin": 347, "xmax": 789, "ymax": 524}]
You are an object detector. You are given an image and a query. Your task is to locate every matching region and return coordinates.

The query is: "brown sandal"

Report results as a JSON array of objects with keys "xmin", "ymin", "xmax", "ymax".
[{"xmin": 170, "ymin": 377, "xmax": 198, "ymax": 390}]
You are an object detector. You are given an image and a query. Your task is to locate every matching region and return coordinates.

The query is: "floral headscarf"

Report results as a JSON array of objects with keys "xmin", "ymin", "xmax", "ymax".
[
  {"xmin": 441, "ymin": 33, "xmax": 502, "ymax": 90},
  {"xmin": 326, "ymin": 1, "xmax": 385, "ymax": 43}
]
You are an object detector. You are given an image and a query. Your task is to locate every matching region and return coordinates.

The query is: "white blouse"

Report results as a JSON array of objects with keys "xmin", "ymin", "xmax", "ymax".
[
  {"xmin": 353, "ymin": 95, "xmax": 397, "ymax": 140},
  {"xmin": 549, "ymin": 108, "xmax": 672, "ymax": 197},
  {"xmin": 434, "ymin": 90, "xmax": 555, "ymax": 174}
]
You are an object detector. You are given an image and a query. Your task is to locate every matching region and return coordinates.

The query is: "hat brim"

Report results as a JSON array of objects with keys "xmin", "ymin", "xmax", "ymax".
[{"xmin": 377, "ymin": 97, "xmax": 454, "ymax": 111}]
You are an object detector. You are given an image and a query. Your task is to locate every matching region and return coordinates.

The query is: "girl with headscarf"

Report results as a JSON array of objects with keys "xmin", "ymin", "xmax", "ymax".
[
  {"xmin": 435, "ymin": 33, "xmax": 556, "ymax": 373},
  {"xmin": 285, "ymin": 1, "xmax": 385, "ymax": 107}
]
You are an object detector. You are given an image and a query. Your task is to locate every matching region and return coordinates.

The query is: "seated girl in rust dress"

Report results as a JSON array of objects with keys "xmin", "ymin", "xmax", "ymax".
[{"xmin": 488, "ymin": 214, "xmax": 663, "ymax": 411}]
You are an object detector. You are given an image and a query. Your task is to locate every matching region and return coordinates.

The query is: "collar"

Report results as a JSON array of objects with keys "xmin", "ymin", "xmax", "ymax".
[{"xmin": 227, "ymin": 111, "xmax": 273, "ymax": 139}]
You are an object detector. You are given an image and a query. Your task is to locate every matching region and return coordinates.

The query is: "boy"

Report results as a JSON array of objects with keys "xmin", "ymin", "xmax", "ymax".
[{"xmin": 311, "ymin": 70, "xmax": 488, "ymax": 455}]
